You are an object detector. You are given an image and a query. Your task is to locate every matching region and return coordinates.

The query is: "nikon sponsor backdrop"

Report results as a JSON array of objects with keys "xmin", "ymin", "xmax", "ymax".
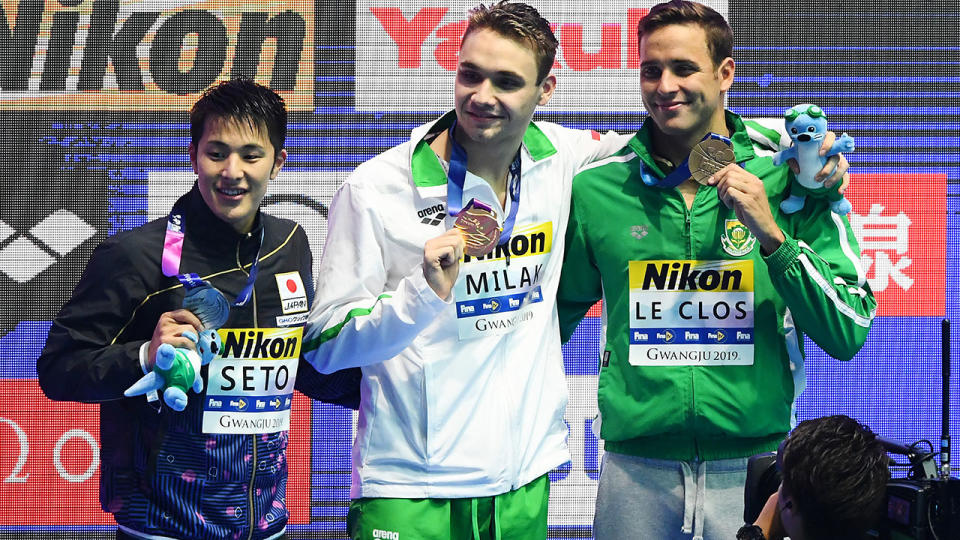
[{"xmin": 0, "ymin": 0, "xmax": 955, "ymax": 537}]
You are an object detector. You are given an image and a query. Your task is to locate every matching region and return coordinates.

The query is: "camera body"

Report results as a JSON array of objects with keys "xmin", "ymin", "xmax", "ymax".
[
  {"xmin": 743, "ymin": 452, "xmax": 960, "ymax": 539},
  {"xmin": 743, "ymin": 452, "xmax": 779, "ymax": 526},
  {"xmin": 884, "ymin": 478, "xmax": 960, "ymax": 540}
]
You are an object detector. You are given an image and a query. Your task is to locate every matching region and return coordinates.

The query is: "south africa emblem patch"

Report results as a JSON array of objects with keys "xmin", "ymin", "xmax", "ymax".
[{"xmin": 720, "ymin": 219, "xmax": 756, "ymax": 256}]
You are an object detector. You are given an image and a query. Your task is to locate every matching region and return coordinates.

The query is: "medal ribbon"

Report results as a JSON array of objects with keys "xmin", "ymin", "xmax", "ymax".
[
  {"xmin": 160, "ymin": 202, "xmax": 263, "ymax": 307},
  {"xmin": 446, "ymin": 121, "xmax": 522, "ymax": 245},
  {"xmin": 641, "ymin": 132, "xmax": 737, "ymax": 189},
  {"xmin": 161, "ymin": 213, "xmax": 185, "ymax": 278},
  {"xmin": 177, "ymin": 273, "xmax": 207, "ymax": 290}
]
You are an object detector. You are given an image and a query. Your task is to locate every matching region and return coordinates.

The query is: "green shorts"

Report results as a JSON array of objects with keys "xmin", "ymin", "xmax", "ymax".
[{"xmin": 347, "ymin": 474, "xmax": 550, "ymax": 540}]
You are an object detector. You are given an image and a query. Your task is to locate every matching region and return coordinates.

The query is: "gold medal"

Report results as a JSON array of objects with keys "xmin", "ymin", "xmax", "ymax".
[{"xmin": 454, "ymin": 199, "xmax": 501, "ymax": 257}]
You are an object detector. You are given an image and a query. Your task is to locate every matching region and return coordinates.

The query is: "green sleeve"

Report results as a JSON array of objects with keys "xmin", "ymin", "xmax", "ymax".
[
  {"xmin": 765, "ymin": 209, "xmax": 877, "ymax": 361},
  {"xmin": 557, "ymin": 182, "xmax": 604, "ymax": 343}
]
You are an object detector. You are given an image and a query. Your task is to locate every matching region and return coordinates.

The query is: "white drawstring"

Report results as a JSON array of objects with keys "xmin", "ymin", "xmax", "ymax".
[
  {"xmin": 680, "ymin": 459, "xmax": 707, "ymax": 540},
  {"xmin": 693, "ymin": 460, "xmax": 706, "ymax": 540}
]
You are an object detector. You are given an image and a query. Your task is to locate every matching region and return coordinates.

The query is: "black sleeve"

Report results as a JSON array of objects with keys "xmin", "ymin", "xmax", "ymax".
[
  {"xmin": 37, "ymin": 238, "xmax": 150, "ymax": 402},
  {"xmin": 290, "ymin": 225, "xmax": 361, "ymax": 409},
  {"xmin": 294, "ymin": 362, "xmax": 362, "ymax": 409}
]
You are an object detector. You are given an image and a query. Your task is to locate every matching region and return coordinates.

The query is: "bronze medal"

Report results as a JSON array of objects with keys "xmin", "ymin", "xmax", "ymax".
[
  {"xmin": 688, "ymin": 138, "xmax": 736, "ymax": 185},
  {"xmin": 454, "ymin": 199, "xmax": 501, "ymax": 257}
]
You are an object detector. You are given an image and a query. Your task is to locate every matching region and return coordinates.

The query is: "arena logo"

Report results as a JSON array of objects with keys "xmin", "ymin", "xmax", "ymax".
[
  {"xmin": 0, "ymin": 0, "xmax": 315, "ymax": 110},
  {"xmin": 0, "ymin": 211, "xmax": 94, "ymax": 284},
  {"xmin": 0, "ymin": 126, "xmax": 112, "ymax": 337},
  {"xmin": 354, "ymin": 1, "xmax": 728, "ymax": 111}
]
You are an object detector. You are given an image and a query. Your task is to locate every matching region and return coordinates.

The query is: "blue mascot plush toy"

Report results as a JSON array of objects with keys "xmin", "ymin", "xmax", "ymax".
[
  {"xmin": 124, "ymin": 281, "xmax": 230, "ymax": 411},
  {"xmin": 772, "ymin": 103, "xmax": 855, "ymax": 215}
]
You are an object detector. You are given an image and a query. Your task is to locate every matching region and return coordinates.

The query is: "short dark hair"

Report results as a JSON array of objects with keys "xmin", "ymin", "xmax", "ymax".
[
  {"xmin": 780, "ymin": 415, "xmax": 890, "ymax": 540},
  {"xmin": 463, "ymin": 1, "xmax": 558, "ymax": 83},
  {"xmin": 190, "ymin": 79, "xmax": 287, "ymax": 155},
  {"xmin": 638, "ymin": 0, "xmax": 733, "ymax": 68}
]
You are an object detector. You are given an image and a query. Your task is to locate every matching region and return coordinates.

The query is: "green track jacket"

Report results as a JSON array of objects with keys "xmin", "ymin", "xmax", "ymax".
[{"xmin": 557, "ymin": 111, "xmax": 877, "ymax": 461}]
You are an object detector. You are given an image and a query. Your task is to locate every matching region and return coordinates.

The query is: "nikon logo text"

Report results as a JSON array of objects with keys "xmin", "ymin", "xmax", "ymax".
[
  {"xmin": 641, "ymin": 262, "xmax": 742, "ymax": 291},
  {"xmin": 0, "ymin": 0, "xmax": 314, "ymax": 109},
  {"xmin": 462, "ymin": 221, "xmax": 552, "ymax": 263},
  {"xmin": 220, "ymin": 329, "xmax": 301, "ymax": 360}
]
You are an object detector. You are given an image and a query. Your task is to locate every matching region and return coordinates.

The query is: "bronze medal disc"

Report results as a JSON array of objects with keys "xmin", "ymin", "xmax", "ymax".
[
  {"xmin": 454, "ymin": 200, "xmax": 501, "ymax": 257},
  {"xmin": 688, "ymin": 138, "xmax": 735, "ymax": 185}
]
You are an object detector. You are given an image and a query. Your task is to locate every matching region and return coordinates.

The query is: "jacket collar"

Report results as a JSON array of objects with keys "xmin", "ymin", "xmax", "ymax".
[
  {"xmin": 627, "ymin": 110, "xmax": 756, "ymax": 179},
  {"xmin": 408, "ymin": 110, "xmax": 558, "ymax": 188}
]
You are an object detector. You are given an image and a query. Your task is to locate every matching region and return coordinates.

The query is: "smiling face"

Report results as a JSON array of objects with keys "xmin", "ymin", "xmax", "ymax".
[
  {"xmin": 639, "ymin": 23, "xmax": 734, "ymax": 145},
  {"xmin": 453, "ymin": 28, "xmax": 556, "ymax": 152},
  {"xmin": 189, "ymin": 116, "xmax": 286, "ymax": 234}
]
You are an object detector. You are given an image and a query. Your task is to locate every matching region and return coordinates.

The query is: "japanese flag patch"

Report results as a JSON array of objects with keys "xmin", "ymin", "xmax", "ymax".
[{"xmin": 275, "ymin": 271, "xmax": 308, "ymax": 314}]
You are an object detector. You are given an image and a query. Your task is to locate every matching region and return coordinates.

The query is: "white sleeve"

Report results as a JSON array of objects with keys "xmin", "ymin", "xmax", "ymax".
[
  {"xmin": 743, "ymin": 117, "xmax": 791, "ymax": 151},
  {"xmin": 301, "ymin": 178, "xmax": 448, "ymax": 373},
  {"xmin": 568, "ymin": 128, "xmax": 632, "ymax": 169}
]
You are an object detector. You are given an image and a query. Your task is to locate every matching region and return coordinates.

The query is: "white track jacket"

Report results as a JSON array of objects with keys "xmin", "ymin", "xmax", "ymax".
[{"xmin": 302, "ymin": 111, "xmax": 628, "ymax": 498}]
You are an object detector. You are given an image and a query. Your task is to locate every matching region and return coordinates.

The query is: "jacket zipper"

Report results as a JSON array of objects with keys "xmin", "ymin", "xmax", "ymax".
[
  {"xmin": 501, "ymin": 332, "xmax": 519, "ymax": 487},
  {"xmin": 683, "ymin": 190, "xmax": 698, "ymax": 458},
  {"xmin": 247, "ymin": 437, "xmax": 257, "ymax": 540},
  {"xmin": 237, "ymin": 233, "xmax": 259, "ymax": 540},
  {"xmin": 684, "ymin": 192, "xmax": 694, "ymax": 259}
]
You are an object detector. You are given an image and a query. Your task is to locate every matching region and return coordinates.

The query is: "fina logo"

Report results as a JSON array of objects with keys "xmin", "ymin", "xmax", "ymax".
[
  {"xmin": 657, "ymin": 330, "xmax": 675, "ymax": 343},
  {"xmin": 708, "ymin": 330, "xmax": 727, "ymax": 343}
]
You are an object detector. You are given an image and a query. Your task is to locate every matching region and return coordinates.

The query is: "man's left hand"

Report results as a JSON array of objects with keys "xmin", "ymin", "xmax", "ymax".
[
  {"xmin": 708, "ymin": 164, "xmax": 785, "ymax": 254},
  {"xmin": 787, "ymin": 130, "xmax": 850, "ymax": 193},
  {"xmin": 754, "ymin": 491, "xmax": 786, "ymax": 540}
]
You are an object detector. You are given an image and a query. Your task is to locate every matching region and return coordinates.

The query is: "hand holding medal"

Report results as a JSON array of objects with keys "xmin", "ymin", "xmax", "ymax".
[
  {"xmin": 125, "ymin": 277, "xmax": 228, "ymax": 411},
  {"xmin": 706, "ymin": 141, "xmax": 787, "ymax": 254},
  {"xmin": 422, "ymin": 227, "xmax": 466, "ymax": 300}
]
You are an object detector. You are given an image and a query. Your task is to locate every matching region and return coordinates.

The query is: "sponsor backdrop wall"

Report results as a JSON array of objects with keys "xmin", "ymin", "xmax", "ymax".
[{"xmin": 0, "ymin": 0, "xmax": 956, "ymax": 537}]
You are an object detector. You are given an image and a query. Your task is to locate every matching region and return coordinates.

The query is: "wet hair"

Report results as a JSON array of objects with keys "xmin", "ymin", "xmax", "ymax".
[
  {"xmin": 638, "ymin": 0, "xmax": 734, "ymax": 68},
  {"xmin": 780, "ymin": 415, "xmax": 890, "ymax": 540},
  {"xmin": 463, "ymin": 1, "xmax": 558, "ymax": 83},
  {"xmin": 190, "ymin": 79, "xmax": 287, "ymax": 155}
]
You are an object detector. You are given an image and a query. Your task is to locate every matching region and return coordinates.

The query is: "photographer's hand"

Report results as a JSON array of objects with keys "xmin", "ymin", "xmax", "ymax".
[{"xmin": 754, "ymin": 491, "xmax": 786, "ymax": 540}]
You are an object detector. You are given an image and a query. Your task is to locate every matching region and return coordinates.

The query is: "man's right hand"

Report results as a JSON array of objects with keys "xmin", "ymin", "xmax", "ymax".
[
  {"xmin": 147, "ymin": 310, "xmax": 204, "ymax": 370},
  {"xmin": 422, "ymin": 228, "xmax": 465, "ymax": 300}
]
